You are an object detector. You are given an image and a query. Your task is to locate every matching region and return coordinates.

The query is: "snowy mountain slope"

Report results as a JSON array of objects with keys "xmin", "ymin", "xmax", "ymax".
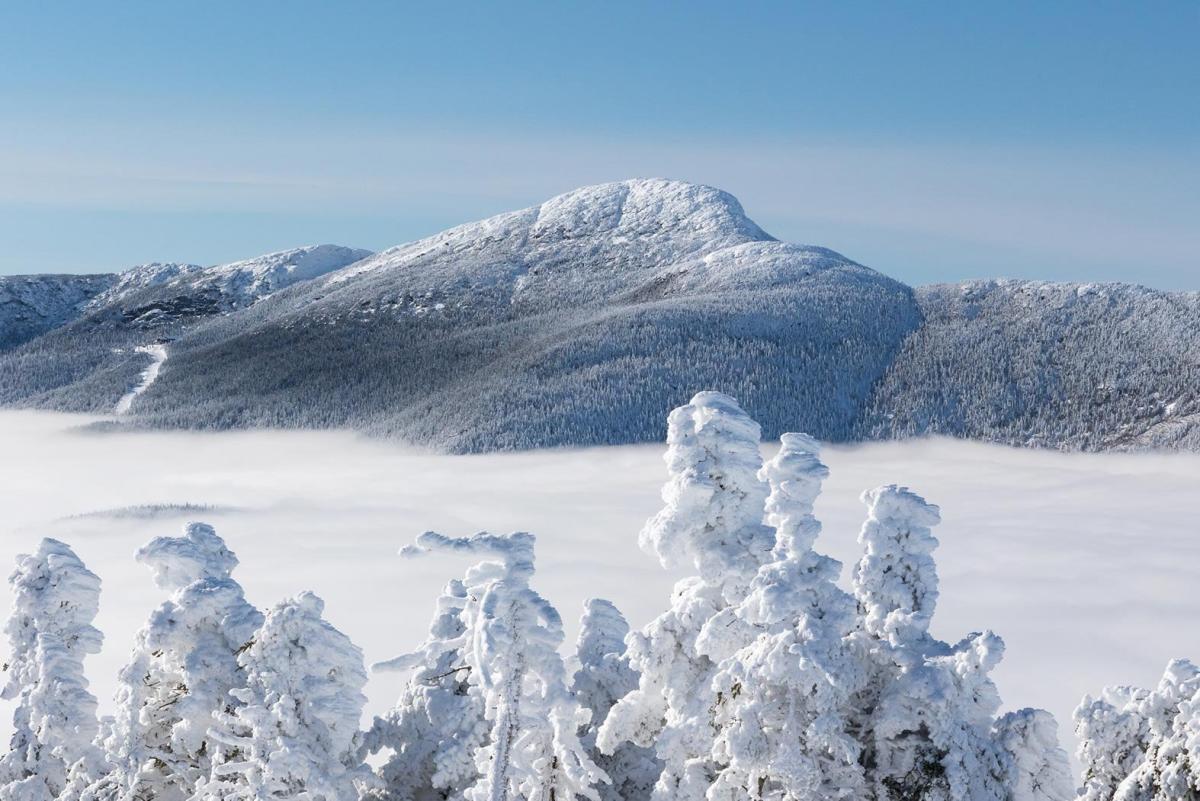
[
  {"xmin": 87, "ymin": 245, "xmax": 374, "ymax": 324},
  {"xmin": 86, "ymin": 261, "xmax": 205, "ymax": 309},
  {"xmin": 0, "ymin": 181, "xmax": 1196, "ymax": 452},
  {"xmin": 0, "ymin": 245, "xmax": 372, "ymax": 413},
  {"xmin": 863, "ymin": 280, "xmax": 1200, "ymax": 450},
  {"xmin": 127, "ymin": 179, "xmax": 921, "ymax": 449},
  {"xmin": 0, "ymin": 274, "xmax": 116, "ymax": 352}
]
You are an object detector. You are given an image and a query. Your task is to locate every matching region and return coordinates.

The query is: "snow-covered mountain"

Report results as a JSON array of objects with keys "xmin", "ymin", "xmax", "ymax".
[
  {"xmin": 131, "ymin": 179, "xmax": 920, "ymax": 449},
  {"xmin": 0, "ymin": 274, "xmax": 116, "ymax": 352},
  {"xmin": 0, "ymin": 179, "xmax": 1194, "ymax": 452}
]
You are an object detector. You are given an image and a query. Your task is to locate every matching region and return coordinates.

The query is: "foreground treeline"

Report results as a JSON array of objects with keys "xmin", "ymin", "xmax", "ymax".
[{"xmin": 1, "ymin": 393, "xmax": 1196, "ymax": 801}]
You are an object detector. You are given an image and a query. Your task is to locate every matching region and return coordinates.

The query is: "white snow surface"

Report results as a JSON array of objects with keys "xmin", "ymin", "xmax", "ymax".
[
  {"xmin": 113, "ymin": 343, "xmax": 168, "ymax": 415},
  {"xmin": 0, "ymin": 411, "xmax": 1196, "ymax": 777},
  {"xmin": 325, "ymin": 179, "xmax": 769, "ymax": 289}
]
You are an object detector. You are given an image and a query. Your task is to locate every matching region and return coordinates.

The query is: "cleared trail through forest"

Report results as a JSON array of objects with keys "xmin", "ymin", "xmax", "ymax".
[{"xmin": 114, "ymin": 343, "xmax": 168, "ymax": 415}]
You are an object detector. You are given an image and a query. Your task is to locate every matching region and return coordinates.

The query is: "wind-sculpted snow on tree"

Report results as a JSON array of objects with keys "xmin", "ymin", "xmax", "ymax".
[
  {"xmin": 637, "ymin": 391, "xmax": 775, "ymax": 600},
  {"xmin": 572, "ymin": 600, "xmax": 658, "ymax": 801},
  {"xmin": 852, "ymin": 486, "xmax": 942, "ymax": 647},
  {"xmin": 851, "ymin": 486, "xmax": 1071, "ymax": 801},
  {"xmin": 363, "ymin": 578, "xmax": 487, "ymax": 801},
  {"xmin": 83, "ymin": 522, "xmax": 262, "ymax": 801},
  {"xmin": 403, "ymin": 531, "xmax": 607, "ymax": 801},
  {"xmin": 1075, "ymin": 658, "xmax": 1200, "ymax": 801},
  {"xmin": 992, "ymin": 709, "xmax": 1074, "ymax": 801},
  {"xmin": 1076, "ymin": 684, "xmax": 1153, "ymax": 801},
  {"xmin": 696, "ymin": 433, "xmax": 868, "ymax": 800},
  {"xmin": 573, "ymin": 600, "xmax": 636, "ymax": 728},
  {"xmin": 193, "ymin": 591, "xmax": 370, "ymax": 801},
  {"xmin": 599, "ymin": 391, "xmax": 775, "ymax": 801},
  {"xmin": 0, "ymin": 539, "xmax": 103, "ymax": 801}
]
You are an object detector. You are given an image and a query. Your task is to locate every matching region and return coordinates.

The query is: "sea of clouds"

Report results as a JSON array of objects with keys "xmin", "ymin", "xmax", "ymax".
[{"xmin": 1, "ymin": 410, "xmax": 1197, "ymax": 766}]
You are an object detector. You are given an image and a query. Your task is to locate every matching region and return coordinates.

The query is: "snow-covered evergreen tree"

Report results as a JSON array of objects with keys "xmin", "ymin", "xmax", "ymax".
[
  {"xmin": 854, "ymin": 484, "xmax": 993, "ymax": 796},
  {"xmin": 589, "ymin": 393, "xmax": 1074, "ymax": 801},
  {"xmin": 573, "ymin": 600, "xmax": 635, "ymax": 727},
  {"xmin": 572, "ymin": 600, "xmax": 658, "ymax": 801},
  {"xmin": 84, "ymin": 522, "xmax": 261, "ymax": 801},
  {"xmin": 1076, "ymin": 683, "xmax": 1156, "ymax": 801},
  {"xmin": 0, "ymin": 539, "xmax": 103, "ymax": 801},
  {"xmin": 599, "ymin": 391, "xmax": 774, "ymax": 801},
  {"xmin": 193, "ymin": 591, "xmax": 370, "ymax": 801},
  {"xmin": 992, "ymin": 709, "xmax": 1074, "ymax": 801},
  {"xmin": 1076, "ymin": 658, "xmax": 1200, "ymax": 801},
  {"xmin": 637, "ymin": 391, "xmax": 775, "ymax": 601},
  {"xmin": 850, "ymin": 486, "xmax": 1071, "ymax": 801},
  {"xmin": 364, "ymin": 578, "xmax": 487, "ymax": 801},
  {"xmin": 852, "ymin": 485, "xmax": 942, "ymax": 648},
  {"xmin": 403, "ymin": 531, "xmax": 607, "ymax": 801},
  {"xmin": 698, "ymin": 432, "xmax": 868, "ymax": 800}
]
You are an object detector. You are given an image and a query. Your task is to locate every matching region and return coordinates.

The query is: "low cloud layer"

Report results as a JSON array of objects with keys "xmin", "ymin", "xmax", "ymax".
[{"xmin": 1, "ymin": 411, "xmax": 1197, "ymax": 766}]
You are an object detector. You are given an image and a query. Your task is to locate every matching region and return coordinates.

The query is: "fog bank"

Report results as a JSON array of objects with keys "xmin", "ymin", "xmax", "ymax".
[{"xmin": 1, "ymin": 410, "xmax": 1197, "ymax": 764}]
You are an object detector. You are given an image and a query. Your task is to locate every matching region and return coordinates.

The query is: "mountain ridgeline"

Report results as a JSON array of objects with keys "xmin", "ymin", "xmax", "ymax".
[{"xmin": 0, "ymin": 179, "xmax": 1194, "ymax": 452}]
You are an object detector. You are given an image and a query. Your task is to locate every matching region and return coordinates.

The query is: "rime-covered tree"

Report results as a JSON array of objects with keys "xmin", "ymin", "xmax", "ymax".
[
  {"xmin": 572, "ymin": 600, "xmax": 658, "ymax": 801},
  {"xmin": 852, "ymin": 486, "xmax": 972, "ymax": 799},
  {"xmin": 637, "ymin": 391, "xmax": 774, "ymax": 601},
  {"xmin": 698, "ymin": 433, "xmax": 868, "ymax": 800},
  {"xmin": 364, "ymin": 578, "xmax": 487, "ymax": 801},
  {"xmin": 193, "ymin": 591, "xmax": 370, "ymax": 801},
  {"xmin": 0, "ymin": 539, "xmax": 103, "ymax": 801},
  {"xmin": 992, "ymin": 709, "xmax": 1074, "ymax": 801},
  {"xmin": 867, "ymin": 631, "xmax": 1010, "ymax": 801},
  {"xmin": 1076, "ymin": 658, "xmax": 1200, "ymax": 801},
  {"xmin": 403, "ymin": 531, "xmax": 607, "ymax": 801},
  {"xmin": 599, "ymin": 391, "xmax": 773, "ymax": 801},
  {"xmin": 84, "ymin": 522, "xmax": 261, "ymax": 801},
  {"xmin": 850, "ymin": 486, "xmax": 1067, "ymax": 801},
  {"xmin": 1076, "ymin": 685, "xmax": 1154, "ymax": 801},
  {"xmin": 852, "ymin": 485, "xmax": 942, "ymax": 648}
]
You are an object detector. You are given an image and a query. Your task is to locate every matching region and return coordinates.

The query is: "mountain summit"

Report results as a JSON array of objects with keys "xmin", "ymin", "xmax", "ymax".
[
  {"xmin": 0, "ymin": 180, "xmax": 1194, "ymax": 452},
  {"xmin": 105, "ymin": 179, "xmax": 915, "ymax": 450}
]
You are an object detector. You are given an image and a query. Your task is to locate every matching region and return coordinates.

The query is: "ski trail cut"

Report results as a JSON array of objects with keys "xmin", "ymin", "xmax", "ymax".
[{"xmin": 114, "ymin": 344, "xmax": 168, "ymax": 415}]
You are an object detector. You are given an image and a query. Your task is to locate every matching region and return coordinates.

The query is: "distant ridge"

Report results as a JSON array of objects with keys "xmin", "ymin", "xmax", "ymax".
[{"xmin": 0, "ymin": 179, "xmax": 1195, "ymax": 452}]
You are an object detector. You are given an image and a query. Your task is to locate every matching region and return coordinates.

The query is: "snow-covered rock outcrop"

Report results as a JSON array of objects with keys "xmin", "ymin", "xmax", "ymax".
[{"xmin": 89, "ymin": 244, "xmax": 374, "ymax": 325}]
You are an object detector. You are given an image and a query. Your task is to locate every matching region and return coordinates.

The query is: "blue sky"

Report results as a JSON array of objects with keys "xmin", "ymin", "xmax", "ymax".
[{"xmin": 1, "ymin": 1, "xmax": 1196, "ymax": 288}]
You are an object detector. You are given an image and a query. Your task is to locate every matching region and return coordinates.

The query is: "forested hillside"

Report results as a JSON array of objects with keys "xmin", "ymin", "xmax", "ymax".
[
  {"xmin": 0, "ymin": 246, "xmax": 371, "ymax": 413},
  {"xmin": 0, "ymin": 180, "xmax": 1195, "ymax": 452},
  {"xmin": 863, "ymin": 281, "xmax": 1200, "ymax": 451}
]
